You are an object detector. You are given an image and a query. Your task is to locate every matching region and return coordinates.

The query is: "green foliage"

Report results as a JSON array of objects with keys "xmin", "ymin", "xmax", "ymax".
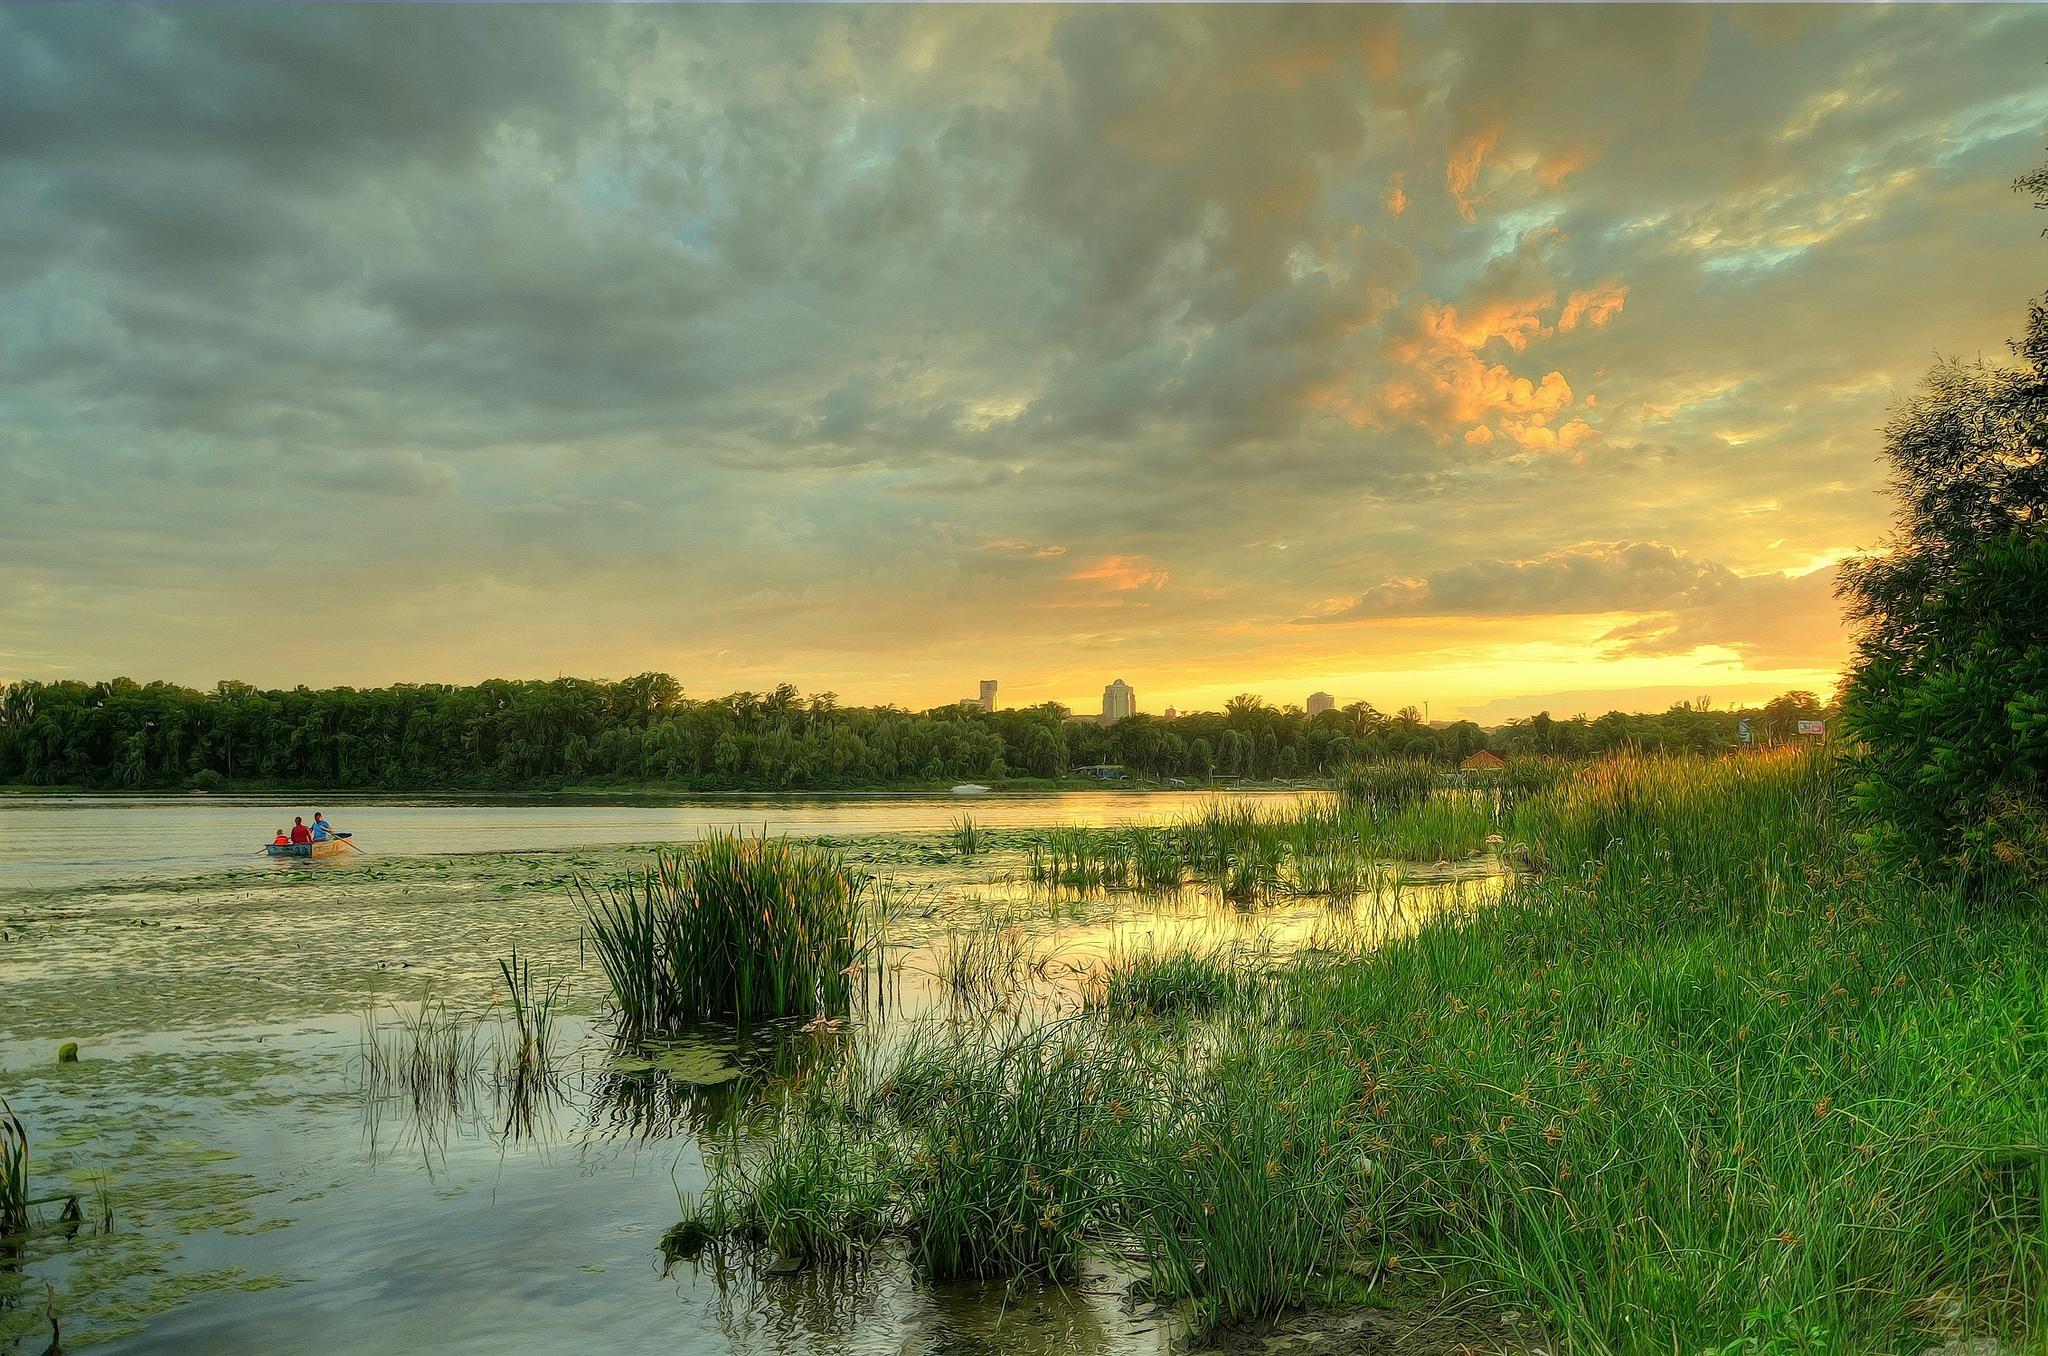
[
  {"xmin": 0, "ymin": 672, "xmax": 1833, "ymax": 791},
  {"xmin": 1839, "ymin": 295, "xmax": 2048, "ymax": 887},
  {"xmin": 581, "ymin": 834, "xmax": 882, "ymax": 1036}
]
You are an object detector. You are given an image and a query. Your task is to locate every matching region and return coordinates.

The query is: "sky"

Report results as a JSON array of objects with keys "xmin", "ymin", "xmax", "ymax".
[{"xmin": 2, "ymin": 6, "xmax": 2044, "ymax": 722}]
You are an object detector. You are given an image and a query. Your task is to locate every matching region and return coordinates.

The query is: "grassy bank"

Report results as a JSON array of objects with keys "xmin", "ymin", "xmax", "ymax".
[{"xmin": 671, "ymin": 749, "xmax": 2048, "ymax": 1353}]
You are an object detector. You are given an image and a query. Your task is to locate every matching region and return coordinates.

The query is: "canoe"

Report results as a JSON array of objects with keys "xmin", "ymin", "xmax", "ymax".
[
  {"xmin": 266, "ymin": 838, "xmax": 352, "ymax": 858},
  {"xmin": 950, "ymin": 783, "xmax": 991, "ymax": 797}
]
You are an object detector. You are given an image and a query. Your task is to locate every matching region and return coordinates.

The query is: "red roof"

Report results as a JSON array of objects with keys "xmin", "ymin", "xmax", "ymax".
[{"xmin": 1460, "ymin": 750, "xmax": 1506, "ymax": 770}]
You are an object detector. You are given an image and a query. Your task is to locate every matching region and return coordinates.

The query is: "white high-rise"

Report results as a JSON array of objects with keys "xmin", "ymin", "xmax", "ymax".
[
  {"xmin": 1306, "ymin": 691, "xmax": 1335, "ymax": 715},
  {"xmin": 1101, "ymin": 678, "xmax": 1136, "ymax": 724},
  {"xmin": 978, "ymin": 679, "xmax": 998, "ymax": 712}
]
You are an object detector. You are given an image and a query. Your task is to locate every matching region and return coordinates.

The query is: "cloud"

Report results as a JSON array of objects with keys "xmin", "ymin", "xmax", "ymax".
[
  {"xmin": 983, "ymin": 538, "xmax": 1067, "ymax": 559},
  {"xmin": 1065, "ymin": 555, "xmax": 1170, "ymax": 592},
  {"xmin": 0, "ymin": 5, "xmax": 2036, "ymax": 708},
  {"xmin": 1303, "ymin": 542, "xmax": 1743, "ymax": 622}
]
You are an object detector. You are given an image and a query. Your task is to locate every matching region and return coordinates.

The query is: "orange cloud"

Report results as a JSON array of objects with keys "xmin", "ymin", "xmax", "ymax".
[
  {"xmin": 1558, "ymin": 281, "xmax": 1629, "ymax": 332},
  {"xmin": 983, "ymin": 537, "xmax": 1066, "ymax": 558},
  {"xmin": 1383, "ymin": 174, "xmax": 1408, "ymax": 218},
  {"xmin": 1447, "ymin": 118, "xmax": 1504, "ymax": 219},
  {"xmin": 1066, "ymin": 554, "xmax": 1170, "ymax": 592}
]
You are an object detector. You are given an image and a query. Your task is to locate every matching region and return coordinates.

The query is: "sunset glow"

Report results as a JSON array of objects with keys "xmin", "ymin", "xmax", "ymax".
[{"xmin": 4, "ymin": 5, "xmax": 2043, "ymax": 718}]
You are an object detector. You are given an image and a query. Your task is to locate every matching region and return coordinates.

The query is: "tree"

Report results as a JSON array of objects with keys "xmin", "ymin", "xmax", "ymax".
[{"xmin": 1837, "ymin": 186, "xmax": 2048, "ymax": 884}]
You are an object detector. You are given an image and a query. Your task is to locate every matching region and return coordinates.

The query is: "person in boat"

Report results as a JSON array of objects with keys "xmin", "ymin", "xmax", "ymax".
[
  {"xmin": 311, "ymin": 812, "xmax": 341, "ymax": 841},
  {"xmin": 289, "ymin": 817, "xmax": 312, "ymax": 845},
  {"xmin": 273, "ymin": 829, "xmax": 290, "ymax": 846}
]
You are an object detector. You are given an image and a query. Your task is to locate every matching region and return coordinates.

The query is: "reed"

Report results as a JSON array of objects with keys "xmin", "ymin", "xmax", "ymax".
[
  {"xmin": 581, "ymin": 833, "xmax": 883, "ymax": 1038},
  {"xmin": 360, "ymin": 988, "xmax": 484, "ymax": 1109},
  {"xmin": 1362, "ymin": 790, "xmax": 1497, "ymax": 861},
  {"xmin": 1086, "ymin": 945, "xmax": 1249, "ymax": 1019},
  {"xmin": 947, "ymin": 814, "xmax": 985, "ymax": 856},
  {"xmin": 1, "ymin": 1098, "xmax": 82, "ymax": 1241},
  {"xmin": 1334, "ymin": 759, "xmax": 1440, "ymax": 819},
  {"xmin": 1, "ymin": 1097, "xmax": 26, "ymax": 1238}
]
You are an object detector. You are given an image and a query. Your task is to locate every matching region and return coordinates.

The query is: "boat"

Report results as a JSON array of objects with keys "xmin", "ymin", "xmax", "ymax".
[
  {"xmin": 950, "ymin": 783, "xmax": 990, "ymax": 797},
  {"xmin": 266, "ymin": 836, "xmax": 353, "ymax": 859}
]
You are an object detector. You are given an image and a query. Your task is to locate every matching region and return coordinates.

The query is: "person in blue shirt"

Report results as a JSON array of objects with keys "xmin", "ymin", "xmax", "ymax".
[{"xmin": 311, "ymin": 812, "xmax": 340, "ymax": 841}]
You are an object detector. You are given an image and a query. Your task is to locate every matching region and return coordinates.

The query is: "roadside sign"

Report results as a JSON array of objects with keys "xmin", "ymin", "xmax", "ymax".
[{"xmin": 1797, "ymin": 719, "xmax": 1826, "ymax": 736}]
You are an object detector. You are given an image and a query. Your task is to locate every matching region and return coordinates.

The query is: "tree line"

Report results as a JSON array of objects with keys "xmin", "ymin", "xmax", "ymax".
[{"xmin": 0, "ymin": 673, "xmax": 1832, "ymax": 792}]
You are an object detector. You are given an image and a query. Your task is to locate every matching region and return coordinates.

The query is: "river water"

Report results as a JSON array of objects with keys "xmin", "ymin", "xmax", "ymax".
[{"xmin": 0, "ymin": 792, "xmax": 1494, "ymax": 1354}]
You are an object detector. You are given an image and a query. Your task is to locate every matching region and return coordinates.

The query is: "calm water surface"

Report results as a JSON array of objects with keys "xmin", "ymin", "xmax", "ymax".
[{"xmin": 0, "ymin": 792, "xmax": 1493, "ymax": 1354}]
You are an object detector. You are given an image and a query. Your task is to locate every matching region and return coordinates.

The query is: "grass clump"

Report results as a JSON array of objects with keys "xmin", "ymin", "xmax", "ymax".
[
  {"xmin": 948, "ymin": 814, "xmax": 985, "ymax": 855},
  {"xmin": 1087, "ymin": 946, "xmax": 1250, "ymax": 1019},
  {"xmin": 581, "ymin": 833, "xmax": 882, "ymax": 1037}
]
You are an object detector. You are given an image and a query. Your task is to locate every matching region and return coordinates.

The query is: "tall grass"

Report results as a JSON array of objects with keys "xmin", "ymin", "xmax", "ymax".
[
  {"xmin": 1, "ymin": 1097, "xmax": 27, "ymax": 1239},
  {"xmin": 948, "ymin": 814, "xmax": 985, "ymax": 855},
  {"xmin": 1363, "ymin": 790, "xmax": 1497, "ymax": 861},
  {"xmin": 683, "ymin": 747, "xmax": 2048, "ymax": 1351},
  {"xmin": 2, "ymin": 1098, "xmax": 83, "ymax": 1241},
  {"xmin": 1085, "ymin": 945, "xmax": 1251, "ymax": 1019},
  {"xmin": 1335, "ymin": 759, "xmax": 1440, "ymax": 819},
  {"xmin": 581, "ymin": 833, "xmax": 883, "ymax": 1037},
  {"xmin": 360, "ymin": 988, "xmax": 484, "ymax": 1109}
]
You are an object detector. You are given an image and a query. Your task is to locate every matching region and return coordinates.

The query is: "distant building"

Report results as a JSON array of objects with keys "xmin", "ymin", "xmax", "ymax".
[
  {"xmin": 1460, "ymin": 750, "xmax": 1506, "ymax": 772},
  {"xmin": 957, "ymin": 679, "xmax": 999, "ymax": 712},
  {"xmin": 1306, "ymin": 691, "xmax": 1335, "ymax": 716},
  {"xmin": 1163, "ymin": 706, "xmax": 1179, "ymax": 720},
  {"xmin": 1101, "ymin": 678, "xmax": 1136, "ymax": 724}
]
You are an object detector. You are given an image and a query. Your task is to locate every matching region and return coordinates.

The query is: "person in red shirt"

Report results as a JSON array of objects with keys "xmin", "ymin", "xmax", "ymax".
[
  {"xmin": 289, "ymin": 817, "xmax": 312, "ymax": 845},
  {"xmin": 272, "ymin": 829, "xmax": 290, "ymax": 846}
]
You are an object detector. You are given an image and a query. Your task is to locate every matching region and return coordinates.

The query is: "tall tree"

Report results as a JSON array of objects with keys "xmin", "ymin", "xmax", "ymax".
[{"xmin": 1836, "ymin": 165, "xmax": 2048, "ymax": 885}]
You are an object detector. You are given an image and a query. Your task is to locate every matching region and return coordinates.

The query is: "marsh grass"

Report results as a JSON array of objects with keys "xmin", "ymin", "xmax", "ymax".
[
  {"xmin": 682, "ymin": 747, "xmax": 2048, "ymax": 1351},
  {"xmin": 1, "ymin": 1100, "xmax": 87, "ymax": 1246},
  {"xmin": 581, "ymin": 833, "xmax": 885, "ymax": 1037},
  {"xmin": 1335, "ymin": 760, "xmax": 1440, "ymax": 820},
  {"xmin": 1084, "ymin": 944, "xmax": 1255, "ymax": 1019},
  {"xmin": 1024, "ymin": 778, "xmax": 1503, "ymax": 908},
  {"xmin": 359, "ymin": 988, "xmax": 483, "ymax": 1111},
  {"xmin": 492, "ymin": 950, "xmax": 564, "ymax": 1136},
  {"xmin": 948, "ymin": 814, "xmax": 985, "ymax": 856}
]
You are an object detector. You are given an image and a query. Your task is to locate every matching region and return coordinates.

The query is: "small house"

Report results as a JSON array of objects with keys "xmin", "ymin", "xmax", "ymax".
[{"xmin": 1459, "ymin": 750, "xmax": 1506, "ymax": 772}]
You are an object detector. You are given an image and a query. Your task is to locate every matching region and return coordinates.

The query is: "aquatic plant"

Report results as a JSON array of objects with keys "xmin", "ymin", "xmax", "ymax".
[
  {"xmin": 1086, "ymin": 946, "xmax": 1251, "ymax": 1019},
  {"xmin": 930, "ymin": 923, "xmax": 1036, "ymax": 1007},
  {"xmin": 360, "ymin": 989, "xmax": 484, "ymax": 1111},
  {"xmin": 1, "ymin": 1097, "xmax": 26, "ymax": 1238},
  {"xmin": 581, "ymin": 833, "xmax": 884, "ymax": 1037},
  {"xmin": 947, "ymin": 814, "xmax": 985, "ymax": 855},
  {"xmin": 1362, "ymin": 791, "xmax": 1497, "ymax": 861},
  {"xmin": 0, "ymin": 1098, "xmax": 81, "ymax": 1241},
  {"xmin": 1334, "ymin": 759, "xmax": 1440, "ymax": 820}
]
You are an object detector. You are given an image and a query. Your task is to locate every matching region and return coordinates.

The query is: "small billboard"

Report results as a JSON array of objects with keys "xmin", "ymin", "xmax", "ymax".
[{"xmin": 1796, "ymin": 719, "xmax": 1826, "ymax": 736}]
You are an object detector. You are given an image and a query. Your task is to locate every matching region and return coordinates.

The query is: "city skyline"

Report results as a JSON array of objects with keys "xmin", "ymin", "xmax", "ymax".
[{"xmin": 3, "ymin": 8, "xmax": 2042, "ymax": 718}]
